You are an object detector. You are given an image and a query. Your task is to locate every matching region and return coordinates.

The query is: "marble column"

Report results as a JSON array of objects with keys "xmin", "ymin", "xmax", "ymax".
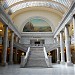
[
  {"xmin": 65, "ymin": 25, "xmax": 73, "ymax": 66},
  {"xmin": 14, "ymin": 36, "xmax": 18, "ymax": 63},
  {"xmin": 60, "ymin": 31, "xmax": 65, "ymax": 64},
  {"xmin": 56, "ymin": 35, "xmax": 60, "ymax": 64},
  {"xmin": 14, "ymin": 48, "xmax": 17, "ymax": 64},
  {"xmin": 73, "ymin": 15, "xmax": 75, "ymax": 51},
  {"xmin": 9, "ymin": 31, "xmax": 14, "ymax": 64},
  {"xmin": 2, "ymin": 25, "xmax": 8, "ymax": 66}
]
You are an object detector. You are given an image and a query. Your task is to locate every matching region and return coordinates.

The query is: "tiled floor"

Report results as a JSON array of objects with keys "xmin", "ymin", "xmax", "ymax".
[{"xmin": 0, "ymin": 64, "xmax": 75, "ymax": 75}]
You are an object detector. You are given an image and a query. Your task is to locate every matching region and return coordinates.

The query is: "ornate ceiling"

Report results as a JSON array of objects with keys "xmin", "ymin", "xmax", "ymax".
[{"xmin": 3, "ymin": 0, "xmax": 73, "ymax": 14}]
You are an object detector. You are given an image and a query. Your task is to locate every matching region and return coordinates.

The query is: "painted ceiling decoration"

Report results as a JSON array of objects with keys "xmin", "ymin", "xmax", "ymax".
[
  {"xmin": 2, "ymin": 0, "xmax": 73, "ymax": 14},
  {"xmin": 23, "ymin": 18, "xmax": 52, "ymax": 32}
]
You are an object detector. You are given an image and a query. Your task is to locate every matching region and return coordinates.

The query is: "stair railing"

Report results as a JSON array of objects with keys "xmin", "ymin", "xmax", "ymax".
[
  {"xmin": 20, "ymin": 47, "xmax": 30, "ymax": 68},
  {"xmin": 43, "ymin": 47, "xmax": 52, "ymax": 67}
]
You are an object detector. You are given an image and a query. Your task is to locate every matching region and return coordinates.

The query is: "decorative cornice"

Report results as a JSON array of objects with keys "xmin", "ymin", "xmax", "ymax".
[{"xmin": 21, "ymin": 32, "xmax": 53, "ymax": 37}]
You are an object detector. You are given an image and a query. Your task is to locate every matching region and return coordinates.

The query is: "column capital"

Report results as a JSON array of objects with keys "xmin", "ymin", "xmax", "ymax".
[
  {"xmin": 56, "ymin": 35, "xmax": 60, "ymax": 42},
  {"xmin": 57, "ymin": 35, "xmax": 60, "ymax": 37},
  {"xmin": 10, "ymin": 31, "xmax": 14, "ymax": 38},
  {"xmin": 60, "ymin": 31, "xmax": 64, "ymax": 33},
  {"xmin": 10, "ymin": 30, "xmax": 14, "ymax": 33},
  {"xmin": 65, "ymin": 24, "xmax": 70, "ymax": 27},
  {"xmin": 3, "ymin": 25, "xmax": 8, "ymax": 28},
  {"xmin": 54, "ymin": 38, "xmax": 56, "ymax": 43}
]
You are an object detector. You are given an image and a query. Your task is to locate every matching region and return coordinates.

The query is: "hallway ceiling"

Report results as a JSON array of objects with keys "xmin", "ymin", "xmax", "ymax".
[
  {"xmin": 4, "ymin": 0, "xmax": 73, "ymax": 14},
  {"xmin": 2, "ymin": 0, "xmax": 74, "ymax": 33}
]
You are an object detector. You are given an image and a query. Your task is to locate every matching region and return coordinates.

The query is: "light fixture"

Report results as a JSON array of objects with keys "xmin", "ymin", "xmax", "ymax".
[
  {"xmin": 0, "ymin": 29, "xmax": 2, "ymax": 31},
  {"xmin": 22, "ymin": 52, "xmax": 24, "ymax": 56}
]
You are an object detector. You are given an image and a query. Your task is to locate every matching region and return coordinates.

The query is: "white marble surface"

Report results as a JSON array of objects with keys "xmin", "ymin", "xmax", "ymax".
[{"xmin": 0, "ymin": 64, "xmax": 75, "ymax": 75}]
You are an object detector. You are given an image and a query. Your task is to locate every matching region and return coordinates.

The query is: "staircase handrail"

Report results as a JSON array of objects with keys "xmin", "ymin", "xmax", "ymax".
[
  {"xmin": 43, "ymin": 47, "xmax": 48, "ymax": 59},
  {"xmin": 43, "ymin": 47, "xmax": 50, "ymax": 67},
  {"xmin": 20, "ymin": 47, "xmax": 30, "ymax": 67},
  {"xmin": 24, "ymin": 47, "xmax": 30, "ymax": 59}
]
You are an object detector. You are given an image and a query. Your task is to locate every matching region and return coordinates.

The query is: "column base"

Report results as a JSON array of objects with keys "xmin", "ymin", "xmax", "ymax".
[
  {"xmin": 57, "ymin": 60, "xmax": 60, "ymax": 64},
  {"xmin": 47, "ymin": 63, "xmax": 53, "ymax": 68},
  {"xmin": 1, "ymin": 62, "xmax": 8, "ymax": 66},
  {"xmin": 66, "ymin": 62, "xmax": 73, "ymax": 66},
  {"xmin": 60, "ymin": 61, "xmax": 65, "ymax": 65}
]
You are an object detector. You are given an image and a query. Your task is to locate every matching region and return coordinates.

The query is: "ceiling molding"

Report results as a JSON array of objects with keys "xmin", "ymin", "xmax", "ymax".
[{"xmin": 11, "ymin": 7, "xmax": 63, "ymax": 19}]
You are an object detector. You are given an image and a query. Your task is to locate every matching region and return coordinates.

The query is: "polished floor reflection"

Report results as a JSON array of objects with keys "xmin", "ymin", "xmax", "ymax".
[{"xmin": 0, "ymin": 64, "xmax": 75, "ymax": 75}]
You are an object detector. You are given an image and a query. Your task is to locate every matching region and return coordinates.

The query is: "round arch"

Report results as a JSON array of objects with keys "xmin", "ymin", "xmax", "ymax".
[{"xmin": 20, "ymin": 16, "xmax": 55, "ymax": 33}]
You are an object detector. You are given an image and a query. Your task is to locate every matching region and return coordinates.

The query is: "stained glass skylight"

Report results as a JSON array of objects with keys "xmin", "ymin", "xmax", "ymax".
[
  {"xmin": 10, "ymin": 1, "xmax": 66, "ymax": 13},
  {"xmin": 5, "ymin": 0, "xmax": 23, "ymax": 6},
  {"xmin": 5, "ymin": 0, "xmax": 72, "ymax": 7},
  {"xmin": 4, "ymin": 0, "xmax": 73, "ymax": 13},
  {"xmin": 53, "ymin": 0, "xmax": 72, "ymax": 7}
]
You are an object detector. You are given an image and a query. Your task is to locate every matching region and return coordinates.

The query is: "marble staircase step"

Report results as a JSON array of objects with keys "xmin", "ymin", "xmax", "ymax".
[{"xmin": 25, "ymin": 47, "xmax": 47, "ymax": 67}]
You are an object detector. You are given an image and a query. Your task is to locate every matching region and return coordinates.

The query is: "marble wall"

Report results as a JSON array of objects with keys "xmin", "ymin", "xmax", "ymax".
[{"xmin": 20, "ymin": 32, "xmax": 54, "ymax": 45}]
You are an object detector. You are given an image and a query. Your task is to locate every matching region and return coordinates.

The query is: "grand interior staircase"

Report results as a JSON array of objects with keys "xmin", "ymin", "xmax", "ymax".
[
  {"xmin": 25, "ymin": 47, "xmax": 47, "ymax": 68},
  {"xmin": 20, "ymin": 43, "xmax": 60, "ymax": 68}
]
